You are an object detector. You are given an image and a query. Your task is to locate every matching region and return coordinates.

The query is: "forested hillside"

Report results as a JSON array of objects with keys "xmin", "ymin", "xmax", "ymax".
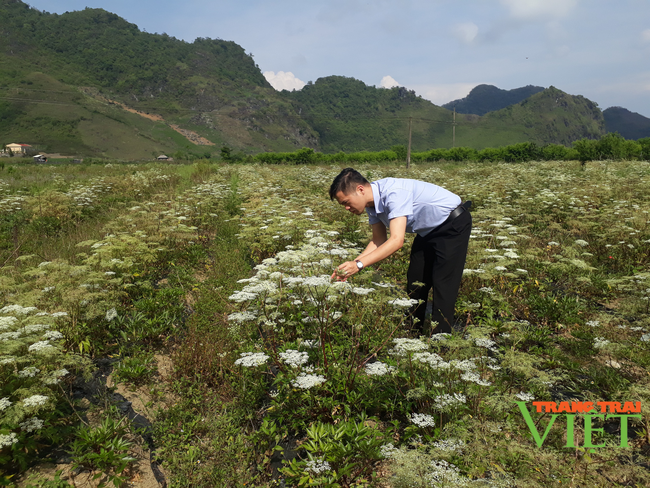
[
  {"xmin": 483, "ymin": 86, "xmax": 605, "ymax": 146},
  {"xmin": 0, "ymin": 0, "xmax": 317, "ymax": 157},
  {"xmin": 283, "ymin": 76, "xmax": 454, "ymax": 152},
  {"xmin": 603, "ymin": 107, "xmax": 650, "ymax": 140},
  {"xmin": 284, "ymin": 78, "xmax": 606, "ymax": 151},
  {"xmin": 442, "ymin": 84, "xmax": 545, "ymax": 115},
  {"xmin": 0, "ymin": 0, "xmax": 610, "ymax": 157}
]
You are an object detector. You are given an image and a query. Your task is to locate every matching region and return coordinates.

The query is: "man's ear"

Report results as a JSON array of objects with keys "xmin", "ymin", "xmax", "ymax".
[{"xmin": 356, "ymin": 184, "xmax": 366, "ymax": 194}]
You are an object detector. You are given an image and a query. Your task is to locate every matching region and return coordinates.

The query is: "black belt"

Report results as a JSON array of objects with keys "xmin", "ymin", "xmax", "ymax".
[{"xmin": 447, "ymin": 201, "xmax": 472, "ymax": 221}]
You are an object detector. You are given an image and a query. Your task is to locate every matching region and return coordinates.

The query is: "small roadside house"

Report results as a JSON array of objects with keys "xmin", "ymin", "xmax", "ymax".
[
  {"xmin": 6, "ymin": 143, "xmax": 35, "ymax": 156},
  {"xmin": 157, "ymin": 154, "xmax": 173, "ymax": 161}
]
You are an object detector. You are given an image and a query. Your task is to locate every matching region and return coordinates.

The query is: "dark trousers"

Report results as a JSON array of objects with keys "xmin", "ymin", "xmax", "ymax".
[{"xmin": 406, "ymin": 209, "xmax": 472, "ymax": 334}]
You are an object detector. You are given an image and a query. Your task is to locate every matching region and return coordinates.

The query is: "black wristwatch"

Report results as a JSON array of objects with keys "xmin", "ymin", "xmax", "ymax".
[{"xmin": 355, "ymin": 260, "xmax": 364, "ymax": 270}]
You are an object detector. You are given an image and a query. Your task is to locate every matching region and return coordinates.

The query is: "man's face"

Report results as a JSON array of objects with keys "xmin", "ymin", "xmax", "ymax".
[{"xmin": 335, "ymin": 189, "xmax": 366, "ymax": 215}]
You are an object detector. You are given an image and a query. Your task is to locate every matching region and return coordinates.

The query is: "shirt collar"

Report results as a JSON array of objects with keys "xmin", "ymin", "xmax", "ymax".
[{"xmin": 370, "ymin": 181, "xmax": 384, "ymax": 213}]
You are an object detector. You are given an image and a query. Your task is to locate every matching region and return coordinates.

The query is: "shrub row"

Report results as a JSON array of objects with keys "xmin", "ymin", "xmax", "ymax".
[{"xmin": 249, "ymin": 134, "xmax": 650, "ymax": 164}]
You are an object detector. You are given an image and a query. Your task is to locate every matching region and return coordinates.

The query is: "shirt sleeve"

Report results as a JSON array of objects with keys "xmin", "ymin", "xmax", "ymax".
[{"xmin": 385, "ymin": 188, "xmax": 413, "ymax": 221}]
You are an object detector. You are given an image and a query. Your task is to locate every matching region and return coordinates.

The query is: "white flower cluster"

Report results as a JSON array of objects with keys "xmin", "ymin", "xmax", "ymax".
[
  {"xmin": 593, "ymin": 337, "xmax": 611, "ymax": 349},
  {"xmin": 641, "ymin": 333, "xmax": 650, "ymax": 342},
  {"xmin": 586, "ymin": 320, "xmax": 600, "ymax": 327},
  {"xmin": 433, "ymin": 393, "xmax": 467, "ymax": 410},
  {"xmin": 20, "ymin": 417, "xmax": 44, "ymax": 432},
  {"xmin": 410, "ymin": 413, "xmax": 436, "ymax": 427},
  {"xmin": 18, "ymin": 366, "xmax": 40, "ymax": 378},
  {"xmin": 43, "ymin": 369, "xmax": 69, "ymax": 385},
  {"xmin": 449, "ymin": 359, "xmax": 477, "ymax": 372},
  {"xmin": 474, "ymin": 337, "xmax": 497, "ymax": 351},
  {"xmin": 0, "ymin": 397, "xmax": 11, "ymax": 410},
  {"xmin": 431, "ymin": 438, "xmax": 464, "ymax": 452},
  {"xmin": 379, "ymin": 442, "xmax": 399, "ymax": 458},
  {"xmin": 228, "ymin": 291, "xmax": 259, "ymax": 303},
  {"xmin": 460, "ymin": 371, "xmax": 492, "ymax": 386},
  {"xmin": 292, "ymin": 373, "xmax": 326, "ymax": 389},
  {"xmin": 425, "ymin": 460, "xmax": 463, "ymax": 486},
  {"xmin": 22, "ymin": 395, "xmax": 49, "ymax": 407},
  {"xmin": 515, "ymin": 392, "xmax": 535, "ymax": 401},
  {"xmin": 430, "ymin": 333, "xmax": 450, "ymax": 342},
  {"xmin": 412, "ymin": 352, "xmax": 447, "ymax": 369},
  {"xmin": 0, "ymin": 433, "xmax": 18, "ymax": 448},
  {"xmin": 390, "ymin": 338, "xmax": 428, "ymax": 356},
  {"xmin": 105, "ymin": 308, "xmax": 118, "ymax": 321},
  {"xmin": 28, "ymin": 341, "xmax": 56, "ymax": 353},
  {"xmin": 1, "ymin": 331, "xmax": 22, "ymax": 341},
  {"xmin": 0, "ymin": 316, "xmax": 18, "ymax": 329},
  {"xmin": 43, "ymin": 330, "xmax": 64, "ymax": 341},
  {"xmin": 234, "ymin": 352, "xmax": 269, "ymax": 367},
  {"xmin": 351, "ymin": 287, "xmax": 375, "ymax": 296},
  {"xmin": 0, "ymin": 305, "xmax": 38, "ymax": 315},
  {"xmin": 227, "ymin": 311, "xmax": 257, "ymax": 323},
  {"xmin": 365, "ymin": 361, "xmax": 396, "ymax": 376},
  {"xmin": 305, "ymin": 458, "xmax": 331, "ymax": 474},
  {"xmin": 279, "ymin": 349, "xmax": 309, "ymax": 368},
  {"xmin": 387, "ymin": 298, "xmax": 419, "ymax": 308},
  {"xmin": 301, "ymin": 276, "xmax": 331, "ymax": 288},
  {"xmin": 22, "ymin": 324, "xmax": 50, "ymax": 334}
]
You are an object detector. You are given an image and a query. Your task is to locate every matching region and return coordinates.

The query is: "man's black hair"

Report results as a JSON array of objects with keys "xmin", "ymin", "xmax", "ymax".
[{"xmin": 329, "ymin": 168, "xmax": 369, "ymax": 200}]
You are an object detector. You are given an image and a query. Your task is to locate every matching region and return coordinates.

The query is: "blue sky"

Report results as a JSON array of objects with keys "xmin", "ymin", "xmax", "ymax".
[{"xmin": 27, "ymin": 0, "xmax": 650, "ymax": 117}]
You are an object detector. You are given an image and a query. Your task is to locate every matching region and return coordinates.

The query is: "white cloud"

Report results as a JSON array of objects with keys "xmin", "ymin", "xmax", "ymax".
[
  {"xmin": 379, "ymin": 75, "xmax": 401, "ymax": 88},
  {"xmin": 263, "ymin": 71, "xmax": 306, "ymax": 91},
  {"xmin": 642, "ymin": 29, "xmax": 650, "ymax": 43},
  {"xmin": 500, "ymin": 0, "xmax": 579, "ymax": 21},
  {"xmin": 452, "ymin": 22, "xmax": 479, "ymax": 44},
  {"xmin": 408, "ymin": 83, "xmax": 481, "ymax": 106}
]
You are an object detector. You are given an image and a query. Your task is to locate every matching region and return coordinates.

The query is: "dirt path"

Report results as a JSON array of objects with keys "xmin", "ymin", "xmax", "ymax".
[{"xmin": 16, "ymin": 355, "xmax": 176, "ymax": 488}]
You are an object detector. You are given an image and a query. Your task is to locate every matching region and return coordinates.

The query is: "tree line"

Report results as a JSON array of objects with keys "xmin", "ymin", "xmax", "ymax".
[{"xmin": 241, "ymin": 133, "xmax": 650, "ymax": 165}]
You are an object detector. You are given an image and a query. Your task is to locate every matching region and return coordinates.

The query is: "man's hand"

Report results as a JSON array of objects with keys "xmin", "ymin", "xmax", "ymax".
[{"xmin": 331, "ymin": 261, "xmax": 359, "ymax": 281}]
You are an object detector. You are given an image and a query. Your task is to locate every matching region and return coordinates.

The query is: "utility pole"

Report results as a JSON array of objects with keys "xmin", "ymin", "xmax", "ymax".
[
  {"xmin": 406, "ymin": 116, "xmax": 412, "ymax": 169},
  {"xmin": 452, "ymin": 107, "xmax": 456, "ymax": 148}
]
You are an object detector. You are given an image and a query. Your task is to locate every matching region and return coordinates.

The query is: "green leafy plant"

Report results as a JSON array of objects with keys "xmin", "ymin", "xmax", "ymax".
[
  {"xmin": 281, "ymin": 415, "xmax": 390, "ymax": 487},
  {"xmin": 69, "ymin": 415, "xmax": 135, "ymax": 488}
]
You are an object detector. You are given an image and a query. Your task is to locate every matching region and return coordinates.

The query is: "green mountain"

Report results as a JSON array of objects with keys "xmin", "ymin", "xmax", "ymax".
[
  {"xmin": 0, "ymin": 0, "xmax": 317, "ymax": 158},
  {"xmin": 0, "ymin": 1, "xmax": 608, "ymax": 158},
  {"xmin": 442, "ymin": 84, "xmax": 545, "ymax": 116},
  {"xmin": 284, "ymin": 77, "xmax": 605, "ymax": 151},
  {"xmin": 603, "ymin": 107, "xmax": 650, "ymax": 140},
  {"xmin": 481, "ymin": 86, "xmax": 605, "ymax": 146},
  {"xmin": 282, "ymin": 76, "xmax": 455, "ymax": 152}
]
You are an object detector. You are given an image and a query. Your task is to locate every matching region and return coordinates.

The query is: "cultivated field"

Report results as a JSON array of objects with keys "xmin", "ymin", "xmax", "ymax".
[{"xmin": 1, "ymin": 160, "xmax": 650, "ymax": 487}]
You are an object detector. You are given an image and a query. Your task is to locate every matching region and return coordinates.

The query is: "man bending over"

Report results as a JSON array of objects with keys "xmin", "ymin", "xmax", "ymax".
[{"xmin": 329, "ymin": 168, "xmax": 471, "ymax": 334}]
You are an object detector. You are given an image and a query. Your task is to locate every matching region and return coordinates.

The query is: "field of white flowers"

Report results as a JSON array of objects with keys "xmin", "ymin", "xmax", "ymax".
[{"xmin": 1, "ymin": 160, "xmax": 650, "ymax": 487}]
